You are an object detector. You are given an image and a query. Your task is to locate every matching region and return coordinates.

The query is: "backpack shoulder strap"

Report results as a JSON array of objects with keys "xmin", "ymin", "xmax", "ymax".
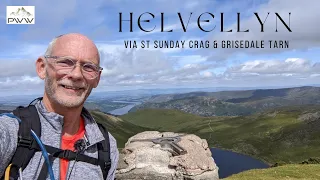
[
  {"xmin": 97, "ymin": 123, "xmax": 111, "ymax": 180},
  {"xmin": 6, "ymin": 105, "xmax": 41, "ymax": 180}
]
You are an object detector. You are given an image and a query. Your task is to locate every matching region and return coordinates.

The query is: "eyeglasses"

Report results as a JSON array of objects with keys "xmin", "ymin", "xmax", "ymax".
[{"xmin": 44, "ymin": 55, "xmax": 103, "ymax": 79}]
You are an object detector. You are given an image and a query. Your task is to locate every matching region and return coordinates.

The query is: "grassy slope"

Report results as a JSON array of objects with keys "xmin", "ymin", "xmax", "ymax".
[
  {"xmin": 224, "ymin": 164, "xmax": 320, "ymax": 180},
  {"xmin": 120, "ymin": 106, "xmax": 320, "ymax": 165},
  {"xmin": 90, "ymin": 111, "xmax": 152, "ymax": 148},
  {"xmin": 92, "ymin": 106, "xmax": 320, "ymax": 179}
]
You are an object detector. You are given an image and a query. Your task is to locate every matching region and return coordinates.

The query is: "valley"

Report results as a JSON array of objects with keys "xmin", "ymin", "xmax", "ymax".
[{"xmin": 1, "ymin": 86, "xmax": 320, "ymax": 179}]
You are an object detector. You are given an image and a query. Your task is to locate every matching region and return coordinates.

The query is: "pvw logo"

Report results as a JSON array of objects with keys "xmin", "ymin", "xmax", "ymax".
[{"xmin": 6, "ymin": 6, "xmax": 35, "ymax": 24}]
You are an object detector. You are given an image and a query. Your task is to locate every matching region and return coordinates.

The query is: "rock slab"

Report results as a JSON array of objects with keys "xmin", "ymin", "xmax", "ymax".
[{"xmin": 116, "ymin": 131, "xmax": 219, "ymax": 180}]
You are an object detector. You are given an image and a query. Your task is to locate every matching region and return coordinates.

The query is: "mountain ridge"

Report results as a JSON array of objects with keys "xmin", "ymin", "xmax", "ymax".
[{"xmin": 130, "ymin": 86, "xmax": 320, "ymax": 116}]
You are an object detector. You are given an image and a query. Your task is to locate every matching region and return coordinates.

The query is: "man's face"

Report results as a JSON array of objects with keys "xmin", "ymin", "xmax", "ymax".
[{"xmin": 43, "ymin": 35, "xmax": 100, "ymax": 108}]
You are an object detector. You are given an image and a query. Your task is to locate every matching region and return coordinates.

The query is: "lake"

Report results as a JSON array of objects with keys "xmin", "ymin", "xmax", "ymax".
[
  {"xmin": 108, "ymin": 104, "xmax": 137, "ymax": 115},
  {"xmin": 109, "ymin": 102, "xmax": 270, "ymax": 178},
  {"xmin": 211, "ymin": 148, "xmax": 269, "ymax": 178},
  {"xmin": 108, "ymin": 101, "xmax": 140, "ymax": 115}
]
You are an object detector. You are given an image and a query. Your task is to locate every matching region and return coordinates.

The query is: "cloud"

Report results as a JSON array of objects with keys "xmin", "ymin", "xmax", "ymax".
[
  {"xmin": 17, "ymin": 0, "xmax": 115, "ymax": 41},
  {"xmin": 173, "ymin": 55, "xmax": 208, "ymax": 67},
  {"xmin": 226, "ymin": 58, "xmax": 314, "ymax": 75},
  {"xmin": 99, "ymin": 48, "xmax": 174, "ymax": 77},
  {"xmin": 0, "ymin": 0, "xmax": 319, "ymax": 95},
  {"xmin": 0, "ymin": 59, "xmax": 37, "ymax": 78},
  {"xmin": 0, "ymin": 42, "xmax": 214, "ymax": 87},
  {"xmin": 19, "ymin": 0, "xmax": 77, "ymax": 40},
  {"xmin": 0, "ymin": 42, "xmax": 48, "ymax": 79},
  {"xmin": 90, "ymin": 45, "xmax": 217, "ymax": 87},
  {"xmin": 0, "ymin": 55, "xmax": 319, "ymax": 93},
  {"xmin": 204, "ymin": 0, "xmax": 320, "ymax": 61},
  {"xmin": 203, "ymin": 71, "xmax": 214, "ymax": 77},
  {"xmin": 3, "ymin": 41, "xmax": 317, "ymax": 91},
  {"xmin": 0, "ymin": 75, "xmax": 44, "ymax": 97},
  {"xmin": 223, "ymin": 58, "xmax": 320, "ymax": 88},
  {"xmin": 112, "ymin": 0, "xmax": 247, "ymax": 40},
  {"xmin": 96, "ymin": 56, "xmax": 320, "ymax": 88},
  {"xmin": 107, "ymin": 0, "xmax": 211, "ymax": 15}
]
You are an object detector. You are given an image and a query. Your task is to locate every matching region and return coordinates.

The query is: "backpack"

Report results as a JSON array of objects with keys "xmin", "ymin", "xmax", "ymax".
[{"xmin": 1, "ymin": 99, "xmax": 111, "ymax": 180}]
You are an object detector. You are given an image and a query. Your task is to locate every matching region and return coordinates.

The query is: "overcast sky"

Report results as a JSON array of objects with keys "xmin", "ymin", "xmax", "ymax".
[{"xmin": 0, "ymin": 0, "xmax": 319, "ymax": 96}]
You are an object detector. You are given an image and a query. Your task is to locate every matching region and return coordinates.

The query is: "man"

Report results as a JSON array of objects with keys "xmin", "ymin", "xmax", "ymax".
[{"xmin": 0, "ymin": 33, "xmax": 119, "ymax": 179}]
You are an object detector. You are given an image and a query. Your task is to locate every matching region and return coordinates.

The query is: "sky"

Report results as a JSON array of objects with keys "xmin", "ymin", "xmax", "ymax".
[{"xmin": 0, "ymin": 0, "xmax": 319, "ymax": 96}]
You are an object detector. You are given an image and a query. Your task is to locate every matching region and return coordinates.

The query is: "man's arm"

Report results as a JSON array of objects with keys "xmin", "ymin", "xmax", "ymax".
[
  {"xmin": 106, "ymin": 132, "xmax": 119, "ymax": 180},
  {"xmin": 0, "ymin": 114, "xmax": 19, "ymax": 176}
]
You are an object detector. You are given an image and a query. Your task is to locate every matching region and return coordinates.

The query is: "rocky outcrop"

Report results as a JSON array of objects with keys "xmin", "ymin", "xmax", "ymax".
[
  {"xmin": 298, "ymin": 111, "xmax": 320, "ymax": 123},
  {"xmin": 116, "ymin": 131, "xmax": 219, "ymax": 180}
]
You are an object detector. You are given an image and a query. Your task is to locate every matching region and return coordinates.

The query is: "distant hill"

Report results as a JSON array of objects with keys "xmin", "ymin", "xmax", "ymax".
[
  {"xmin": 121, "ymin": 105, "xmax": 320, "ymax": 165},
  {"xmin": 90, "ymin": 110, "xmax": 152, "ymax": 147},
  {"xmin": 0, "ymin": 105, "xmax": 17, "ymax": 112},
  {"xmin": 0, "ymin": 110, "xmax": 10, "ymax": 114},
  {"xmin": 131, "ymin": 86, "xmax": 320, "ymax": 116}
]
